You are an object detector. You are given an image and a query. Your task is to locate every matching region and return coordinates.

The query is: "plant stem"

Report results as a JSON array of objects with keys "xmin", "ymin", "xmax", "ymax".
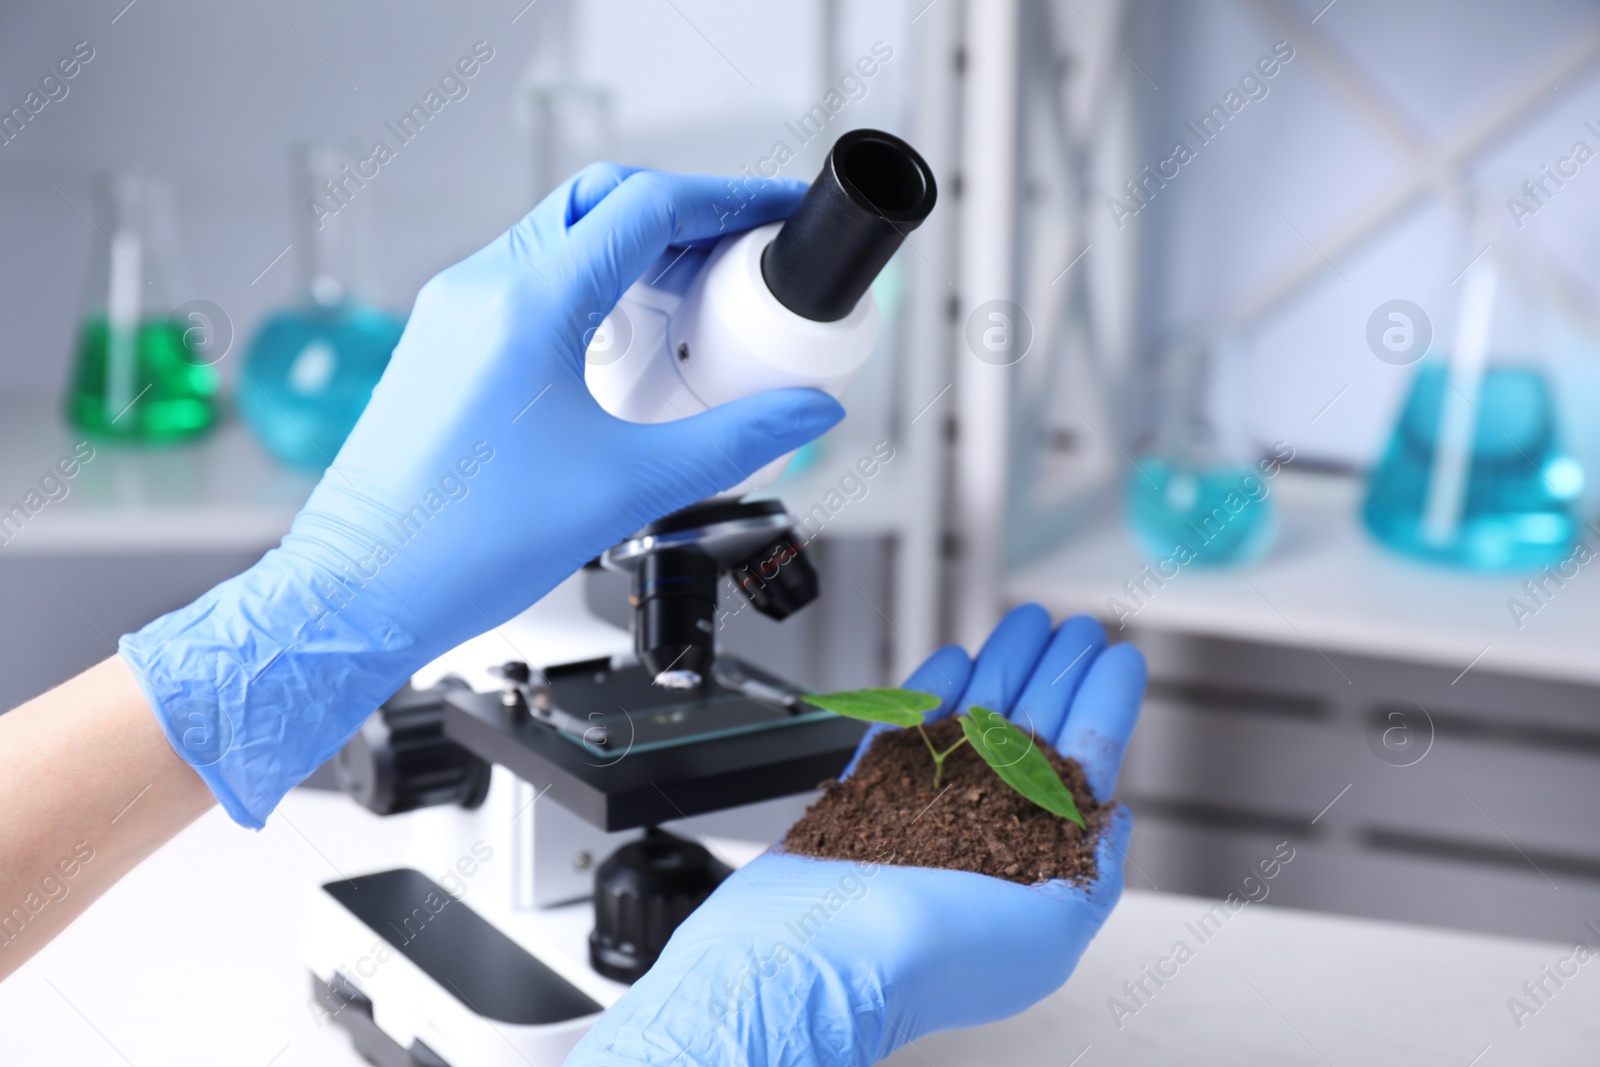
[
  {"xmin": 916, "ymin": 724, "xmax": 941, "ymax": 785},
  {"xmin": 932, "ymin": 736, "xmax": 967, "ymax": 788},
  {"xmin": 917, "ymin": 724, "xmax": 970, "ymax": 790}
]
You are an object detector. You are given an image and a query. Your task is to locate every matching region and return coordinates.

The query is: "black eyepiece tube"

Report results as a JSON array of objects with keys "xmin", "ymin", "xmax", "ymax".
[{"xmin": 761, "ymin": 128, "xmax": 937, "ymax": 323}]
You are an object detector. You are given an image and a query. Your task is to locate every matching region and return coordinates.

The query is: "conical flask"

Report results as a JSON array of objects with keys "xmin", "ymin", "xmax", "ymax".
[
  {"xmin": 65, "ymin": 171, "xmax": 218, "ymax": 441},
  {"xmin": 1362, "ymin": 257, "xmax": 1583, "ymax": 571},
  {"xmin": 239, "ymin": 142, "xmax": 405, "ymax": 470},
  {"xmin": 1126, "ymin": 334, "xmax": 1278, "ymax": 567}
]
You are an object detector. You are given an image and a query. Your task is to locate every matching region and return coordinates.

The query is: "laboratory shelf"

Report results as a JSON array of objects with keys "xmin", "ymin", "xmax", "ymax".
[
  {"xmin": 0, "ymin": 398, "xmax": 317, "ymax": 555},
  {"xmin": 1008, "ymin": 468, "xmax": 1600, "ymax": 689},
  {"xmin": 0, "ymin": 400, "xmax": 911, "ymax": 558},
  {"xmin": 753, "ymin": 433, "xmax": 912, "ymax": 540}
]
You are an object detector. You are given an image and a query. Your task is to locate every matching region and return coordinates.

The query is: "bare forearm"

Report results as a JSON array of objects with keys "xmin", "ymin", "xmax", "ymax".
[{"xmin": 0, "ymin": 655, "xmax": 214, "ymax": 978}]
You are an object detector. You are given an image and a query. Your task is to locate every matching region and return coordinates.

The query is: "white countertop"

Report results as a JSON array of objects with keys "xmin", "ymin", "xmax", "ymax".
[
  {"xmin": 1007, "ymin": 469, "xmax": 1600, "ymax": 688},
  {"xmin": 2, "ymin": 789, "xmax": 1595, "ymax": 1066}
]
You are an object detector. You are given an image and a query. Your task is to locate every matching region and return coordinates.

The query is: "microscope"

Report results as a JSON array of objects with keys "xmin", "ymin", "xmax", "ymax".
[{"xmin": 303, "ymin": 128, "xmax": 936, "ymax": 1067}]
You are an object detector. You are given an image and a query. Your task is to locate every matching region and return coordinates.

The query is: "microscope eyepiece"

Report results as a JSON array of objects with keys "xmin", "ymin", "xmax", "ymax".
[{"xmin": 761, "ymin": 128, "xmax": 937, "ymax": 323}]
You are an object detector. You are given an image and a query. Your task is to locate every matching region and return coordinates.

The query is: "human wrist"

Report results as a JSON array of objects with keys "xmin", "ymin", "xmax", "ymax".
[{"xmin": 118, "ymin": 547, "xmax": 421, "ymax": 828}]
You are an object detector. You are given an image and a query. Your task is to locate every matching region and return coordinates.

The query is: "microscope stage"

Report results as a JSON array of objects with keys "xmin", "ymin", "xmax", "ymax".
[{"xmin": 439, "ymin": 659, "xmax": 866, "ymax": 832}]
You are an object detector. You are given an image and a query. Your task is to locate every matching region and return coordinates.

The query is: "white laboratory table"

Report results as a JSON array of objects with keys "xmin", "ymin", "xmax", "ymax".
[{"xmin": 2, "ymin": 789, "xmax": 1596, "ymax": 1066}]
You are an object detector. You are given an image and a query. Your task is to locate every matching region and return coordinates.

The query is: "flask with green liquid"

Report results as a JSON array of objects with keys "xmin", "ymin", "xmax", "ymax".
[{"xmin": 65, "ymin": 172, "xmax": 218, "ymax": 441}]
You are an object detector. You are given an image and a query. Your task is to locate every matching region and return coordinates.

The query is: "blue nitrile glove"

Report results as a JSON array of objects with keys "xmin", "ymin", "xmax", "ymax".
[
  {"xmin": 118, "ymin": 166, "xmax": 843, "ymax": 829},
  {"xmin": 565, "ymin": 604, "xmax": 1146, "ymax": 1067}
]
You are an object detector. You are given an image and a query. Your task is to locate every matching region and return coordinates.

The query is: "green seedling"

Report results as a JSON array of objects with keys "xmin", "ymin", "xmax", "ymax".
[{"xmin": 803, "ymin": 688, "xmax": 1087, "ymax": 829}]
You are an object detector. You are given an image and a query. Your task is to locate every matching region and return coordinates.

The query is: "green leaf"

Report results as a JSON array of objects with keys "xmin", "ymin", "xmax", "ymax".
[
  {"xmin": 803, "ymin": 687, "xmax": 941, "ymax": 727},
  {"xmin": 960, "ymin": 705, "xmax": 1087, "ymax": 828}
]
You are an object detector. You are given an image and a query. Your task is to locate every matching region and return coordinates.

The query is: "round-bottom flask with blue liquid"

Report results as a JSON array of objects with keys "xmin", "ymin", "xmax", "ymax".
[
  {"xmin": 241, "ymin": 142, "xmax": 406, "ymax": 470},
  {"xmin": 240, "ymin": 299, "xmax": 404, "ymax": 469},
  {"xmin": 1126, "ymin": 335, "xmax": 1279, "ymax": 569},
  {"xmin": 1126, "ymin": 457, "xmax": 1279, "ymax": 568}
]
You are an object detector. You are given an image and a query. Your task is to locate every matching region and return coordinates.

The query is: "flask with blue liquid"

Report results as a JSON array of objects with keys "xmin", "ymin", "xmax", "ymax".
[
  {"xmin": 1362, "ymin": 258, "xmax": 1581, "ymax": 571},
  {"xmin": 1125, "ymin": 335, "xmax": 1278, "ymax": 568},
  {"xmin": 239, "ymin": 142, "xmax": 405, "ymax": 470}
]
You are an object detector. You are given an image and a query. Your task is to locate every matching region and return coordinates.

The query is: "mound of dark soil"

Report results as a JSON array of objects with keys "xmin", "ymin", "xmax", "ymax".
[{"xmin": 781, "ymin": 717, "xmax": 1110, "ymax": 885}]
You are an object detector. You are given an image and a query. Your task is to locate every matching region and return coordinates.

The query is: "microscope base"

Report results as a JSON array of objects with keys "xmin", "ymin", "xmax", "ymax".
[{"xmin": 304, "ymin": 869, "xmax": 606, "ymax": 1067}]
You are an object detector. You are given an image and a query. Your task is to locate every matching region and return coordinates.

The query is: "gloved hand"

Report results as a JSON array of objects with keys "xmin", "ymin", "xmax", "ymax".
[
  {"xmin": 566, "ymin": 603, "xmax": 1146, "ymax": 1067},
  {"xmin": 119, "ymin": 166, "xmax": 843, "ymax": 829}
]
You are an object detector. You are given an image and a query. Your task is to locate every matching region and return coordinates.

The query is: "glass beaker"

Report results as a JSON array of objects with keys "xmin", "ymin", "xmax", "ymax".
[
  {"xmin": 239, "ymin": 142, "xmax": 405, "ymax": 470},
  {"xmin": 527, "ymin": 82, "xmax": 614, "ymax": 199},
  {"xmin": 1362, "ymin": 259, "xmax": 1581, "ymax": 571},
  {"xmin": 1125, "ymin": 335, "xmax": 1278, "ymax": 567},
  {"xmin": 66, "ymin": 172, "xmax": 219, "ymax": 442}
]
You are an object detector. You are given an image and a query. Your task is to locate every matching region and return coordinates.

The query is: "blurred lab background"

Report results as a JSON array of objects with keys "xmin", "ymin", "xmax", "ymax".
[{"xmin": 6, "ymin": 0, "xmax": 1600, "ymax": 948}]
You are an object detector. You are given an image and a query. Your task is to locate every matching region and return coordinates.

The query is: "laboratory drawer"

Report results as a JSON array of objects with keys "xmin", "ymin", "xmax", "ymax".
[
  {"xmin": 1116, "ymin": 628, "xmax": 1600, "ymax": 942},
  {"xmin": 1122, "ymin": 693, "xmax": 1600, "ymax": 864},
  {"xmin": 1134, "ymin": 628, "xmax": 1600, "ymax": 735},
  {"xmin": 1125, "ymin": 814, "xmax": 1596, "ymax": 944}
]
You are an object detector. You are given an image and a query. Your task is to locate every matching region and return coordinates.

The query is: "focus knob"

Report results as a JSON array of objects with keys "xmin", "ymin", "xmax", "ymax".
[
  {"xmin": 589, "ymin": 828, "xmax": 730, "ymax": 983},
  {"xmin": 333, "ymin": 684, "xmax": 491, "ymax": 816},
  {"xmin": 732, "ymin": 535, "xmax": 819, "ymax": 621}
]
